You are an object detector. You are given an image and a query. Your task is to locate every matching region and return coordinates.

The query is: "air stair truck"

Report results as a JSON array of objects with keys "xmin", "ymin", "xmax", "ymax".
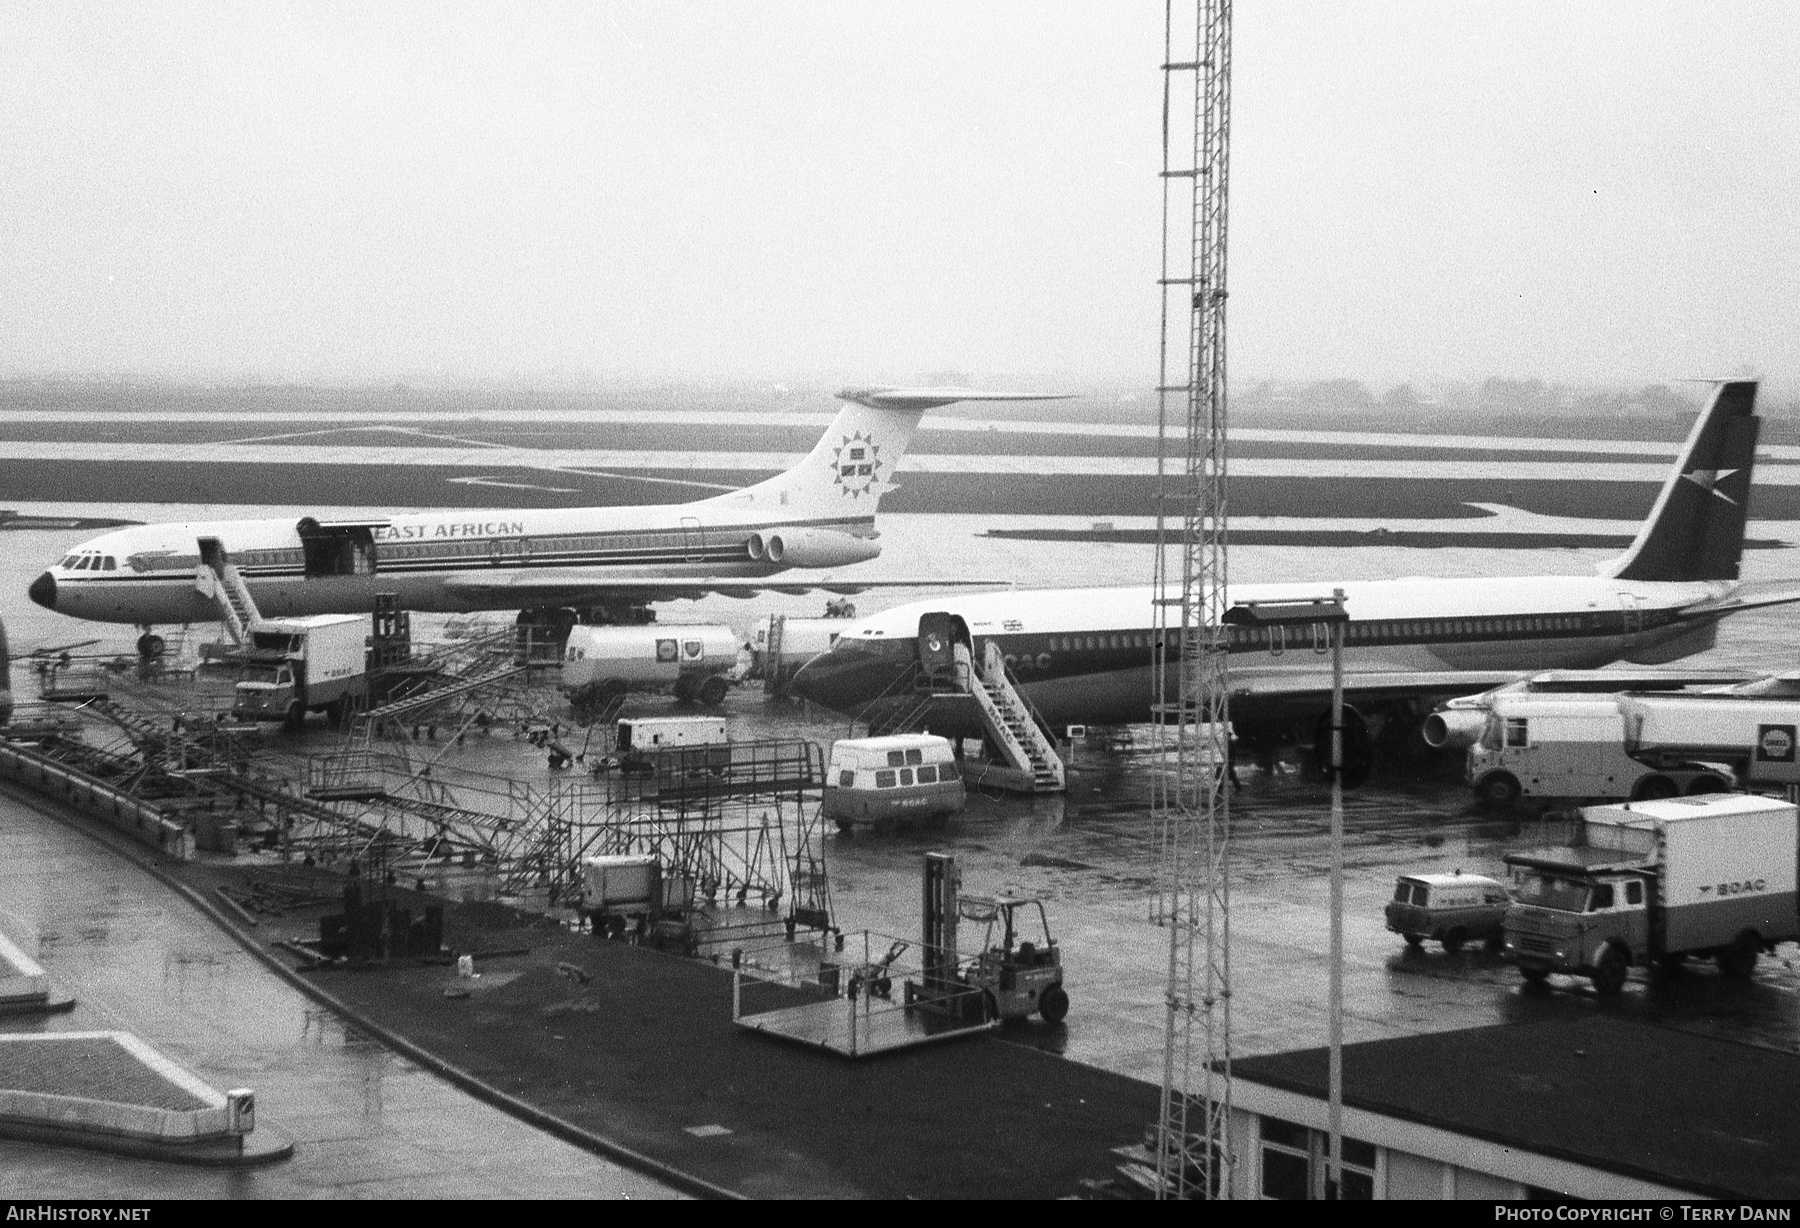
[
  {"xmin": 232, "ymin": 614, "xmax": 368, "ymax": 728},
  {"xmin": 1502, "ymin": 793, "xmax": 1800, "ymax": 995}
]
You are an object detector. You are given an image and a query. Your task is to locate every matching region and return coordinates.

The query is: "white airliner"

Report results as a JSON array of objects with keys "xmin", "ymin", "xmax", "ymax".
[
  {"xmin": 27, "ymin": 387, "xmax": 1059, "ymax": 655},
  {"xmin": 790, "ymin": 381, "xmax": 1800, "ymax": 761}
]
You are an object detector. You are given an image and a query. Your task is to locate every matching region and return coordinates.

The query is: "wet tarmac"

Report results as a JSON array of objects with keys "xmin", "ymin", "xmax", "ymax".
[{"xmin": 0, "ymin": 784, "xmax": 680, "ymax": 1199}]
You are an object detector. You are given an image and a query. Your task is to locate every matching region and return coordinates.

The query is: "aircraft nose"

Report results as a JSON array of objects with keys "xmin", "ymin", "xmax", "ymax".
[
  {"xmin": 27, "ymin": 571, "xmax": 56, "ymax": 611},
  {"xmin": 788, "ymin": 645, "xmax": 903, "ymax": 714}
]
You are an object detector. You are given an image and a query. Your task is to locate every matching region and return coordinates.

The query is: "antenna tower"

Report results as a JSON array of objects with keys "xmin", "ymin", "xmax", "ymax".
[{"xmin": 1151, "ymin": 0, "xmax": 1233, "ymax": 1199}]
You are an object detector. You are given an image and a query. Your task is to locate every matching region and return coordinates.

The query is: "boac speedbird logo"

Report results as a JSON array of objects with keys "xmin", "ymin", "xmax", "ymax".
[
  {"xmin": 831, "ymin": 432, "xmax": 882, "ymax": 498},
  {"xmin": 1681, "ymin": 467, "xmax": 1741, "ymax": 505}
]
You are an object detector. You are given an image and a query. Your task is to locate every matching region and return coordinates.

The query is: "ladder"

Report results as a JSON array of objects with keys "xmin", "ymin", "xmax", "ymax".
[
  {"xmin": 967, "ymin": 641, "xmax": 1066, "ymax": 791},
  {"xmin": 194, "ymin": 537, "xmax": 263, "ymax": 644}
]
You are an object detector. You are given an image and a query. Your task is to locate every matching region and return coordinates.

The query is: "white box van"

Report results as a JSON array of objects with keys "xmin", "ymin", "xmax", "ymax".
[{"xmin": 823, "ymin": 734, "xmax": 965, "ymax": 833}]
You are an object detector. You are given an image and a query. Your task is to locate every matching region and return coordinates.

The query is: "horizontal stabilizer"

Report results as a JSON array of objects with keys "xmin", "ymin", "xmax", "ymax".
[
  {"xmin": 834, "ymin": 387, "xmax": 1072, "ymax": 411},
  {"xmin": 1677, "ymin": 583, "xmax": 1800, "ymax": 619}
]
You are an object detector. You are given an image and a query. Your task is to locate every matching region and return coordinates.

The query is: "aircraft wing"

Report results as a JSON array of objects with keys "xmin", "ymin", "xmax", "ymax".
[
  {"xmin": 1226, "ymin": 666, "xmax": 1755, "ymax": 714},
  {"xmin": 1678, "ymin": 583, "xmax": 1800, "ymax": 618},
  {"xmin": 440, "ymin": 571, "xmax": 1012, "ymax": 604}
]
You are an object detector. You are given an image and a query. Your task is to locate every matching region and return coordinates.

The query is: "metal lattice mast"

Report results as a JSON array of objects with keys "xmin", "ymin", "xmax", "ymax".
[{"xmin": 1151, "ymin": 0, "xmax": 1232, "ymax": 1200}]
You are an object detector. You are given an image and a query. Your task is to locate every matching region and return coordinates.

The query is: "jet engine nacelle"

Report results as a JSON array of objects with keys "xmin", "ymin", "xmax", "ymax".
[
  {"xmin": 1422, "ymin": 709, "xmax": 1488, "ymax": 750},
  {"xmin": 746, "ymin": 528, "xmax": 881, "ymax": 568}
]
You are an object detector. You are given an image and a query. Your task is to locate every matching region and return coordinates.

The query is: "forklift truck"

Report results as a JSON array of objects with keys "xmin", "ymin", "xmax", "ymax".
[{"xmin": 907, "ymin": 852, "xmax": 1069, "ymax": 1025}]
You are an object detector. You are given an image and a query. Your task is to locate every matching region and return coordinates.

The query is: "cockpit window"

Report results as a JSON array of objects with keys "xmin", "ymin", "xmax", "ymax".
[
  {"xmin": 102, "ymin": 556, "xmax": 116, "ymax": 571},
  {"xmin": 74, "ymin": 555, "xmax": 91, "ymax": 570},
  {"xmin": 60, "ymin": 556, "xmax": 79, "ymax": 569}
]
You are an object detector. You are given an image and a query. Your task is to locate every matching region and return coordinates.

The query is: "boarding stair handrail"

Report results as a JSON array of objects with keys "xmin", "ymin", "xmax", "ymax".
[
  {"xmin": 192, "ymin": 541, "xmax": 263, "ymax": 646},
  {"xmin": 972, "ymin": 640, "xmax": 1065, "ymax": 790}
]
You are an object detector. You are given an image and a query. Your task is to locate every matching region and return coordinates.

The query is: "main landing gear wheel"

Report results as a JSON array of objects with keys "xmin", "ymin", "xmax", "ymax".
[{"xmin": 136, "ymin": 633, "xmax": 166, "ymax": 661}]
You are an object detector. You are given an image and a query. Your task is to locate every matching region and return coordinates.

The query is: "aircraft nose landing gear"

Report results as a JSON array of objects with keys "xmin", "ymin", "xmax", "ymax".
[{"xmin": 136, "ymin": 630, "xmax": 166, "ymax": 661}]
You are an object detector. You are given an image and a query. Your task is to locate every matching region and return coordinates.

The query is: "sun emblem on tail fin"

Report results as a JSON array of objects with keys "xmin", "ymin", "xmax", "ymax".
[{"xmin": 831, "ymin": 431, "xmax": 882, "ymax": 498}]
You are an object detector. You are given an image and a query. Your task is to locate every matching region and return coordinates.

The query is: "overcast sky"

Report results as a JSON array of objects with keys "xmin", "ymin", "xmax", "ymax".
[{"xmin": 2, "ymin": 3, "xmax": 1795, "ymax": 389}]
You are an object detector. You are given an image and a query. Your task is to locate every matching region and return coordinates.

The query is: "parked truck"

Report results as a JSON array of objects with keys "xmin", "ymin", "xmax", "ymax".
[
  {"xmin": 562, "ymin": 624, "xmax": 739, "ymax": 715},
  {"xmin": 1451, "ymin": 694, "xmax": 1735, "ymax": 805},
  {"xmin": 1502, "ymin": 793, "xmax": 1800, "ymax": 995},
  {"xmin": 1619, "ymin": 693, "xmax": 1800, "ymax": 789},
  {"xmin": 232, "ymin": 614, "xmax": 368, "ymax": 728}
]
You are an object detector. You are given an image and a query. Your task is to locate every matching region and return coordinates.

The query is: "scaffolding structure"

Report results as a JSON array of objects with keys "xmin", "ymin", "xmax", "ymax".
[
  {"xmin": 1151, "ymin": 0, "xmax": 1234, "ymax": 1200},
  {"xmin": 294, "ymin": 737, "xmax": 834, "ymax": 947}
]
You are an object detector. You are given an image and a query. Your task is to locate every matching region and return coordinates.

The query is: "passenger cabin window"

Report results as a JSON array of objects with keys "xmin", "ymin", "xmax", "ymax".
[
  {"xmin": 887, "ymin": 751, "xmax": 906, "ymax": 767},
  {"xmin": 905, "ymin": 749, "xmax": 923, "ymax": 765},
  {"xmin": 898, "ymin": 768, "xmax": 914, "ymax": 786},
  {"xmin": 916, "ymin": 765, "xmax": 937, "ymax": 784},
  {"xmin": 838, "ymin": 770, "xmax": 854, "ymax": 787},
  {"xmin": 874, "ymin": 770, "xmax": 896, "ymax": 788},
  {"xmin": 1626, "ymin": 880, "xmax": 1643, "ymax": 906},
  {"xmin": 1590, "ymin": 883, "xmax": 1615, "ymax": 911}
]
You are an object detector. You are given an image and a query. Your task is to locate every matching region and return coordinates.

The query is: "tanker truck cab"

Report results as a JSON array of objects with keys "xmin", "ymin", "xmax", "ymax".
[{"xmin": 823, "ymin": 734, "xmax": 965, "ymax": 833}]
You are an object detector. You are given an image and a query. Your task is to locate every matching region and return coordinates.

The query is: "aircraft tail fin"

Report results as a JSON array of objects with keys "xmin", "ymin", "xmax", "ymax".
[
  {"xmin": 1607, "ymin": 379, "xmax": 1760, "ymax": 583},
  {"xmin": 722, "ymin": 387, "xmax": 1069, "ymax": 519}
]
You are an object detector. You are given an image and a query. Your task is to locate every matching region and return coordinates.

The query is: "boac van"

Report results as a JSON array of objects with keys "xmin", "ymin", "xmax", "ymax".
[
  {"xmin": 823, "ymin": 734, "xmax": 964, "ymax": 833},
  {"xmin": 1385, "ymin": 871, "xmax": 1512, "ymax": 953}
]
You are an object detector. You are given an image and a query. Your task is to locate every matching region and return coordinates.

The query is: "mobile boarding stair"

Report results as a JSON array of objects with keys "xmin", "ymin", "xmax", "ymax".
[
  {"xmin": 853, "ymin": 639, "xmax": 1065, "ymax": 795},
  {"xmin": 193, "ymin": 537, "xmax": 264, "ymax": 649}
]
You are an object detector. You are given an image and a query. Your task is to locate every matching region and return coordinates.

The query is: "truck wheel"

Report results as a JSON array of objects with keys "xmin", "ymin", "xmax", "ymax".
[
  {"xmin": 1403, "ymin": 933, "xmax": 1424, "ymax": 948},
  {"xmin": 1039, "ymin": 985, "xmax": 1070, "ymax": 1025},
  {"xmin": 1477, "ymin": 772, "xmax": 1520, "ymax": 806},
  {"xmin": 1685, "ymin": 775, "xmax": 1728, "ymax": 796},
  {"xmin": 284, "ymin": 700, "xmax": 306, "ymax": 730},
  {"xmin": 697, "ymin": 675, "xmax": 729, "ymax": 706},
  {"xmin": 1591, "ymin": 944, "xmax": 1629, "ymax": 996},
  {"xmin": 672, "ymin": 676, "xmax": 695, "ymax": 703},
  {"xmin": 1519, "ymin": 965, "xmax": 1550, "ymax": 985},
  {"xmin": 1441, "ymin": 927, "xmax": 1466, "ymax": 955},
  {"xmin": 326, "ymin": 698, "xmax": 346, "ymax": 729},
  {"xmin": 1484, "ymin": 927, "xmax": 1507, "ymax": 954},
  {"xmin": 1717, "ymin": 933, "xmax": 1760, "ymax": 979},
  {"xmin": 1632, "ymin": 774, "xmax": 1679, "ymax": 801}
]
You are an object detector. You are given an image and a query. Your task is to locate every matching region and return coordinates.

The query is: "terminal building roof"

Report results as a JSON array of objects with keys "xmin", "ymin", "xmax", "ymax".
[{"xmin": 1231, "ymin": 1015, "xmax": 1800, "ymax": 1200}]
